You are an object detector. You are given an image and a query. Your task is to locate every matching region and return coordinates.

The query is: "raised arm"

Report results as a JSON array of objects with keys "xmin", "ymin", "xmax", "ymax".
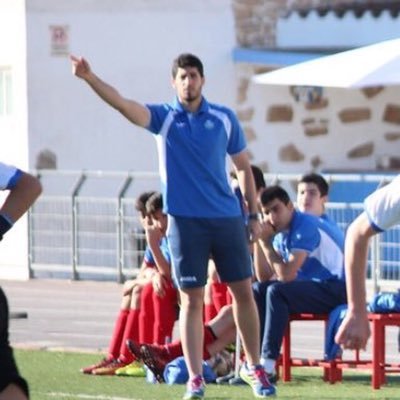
[{"xmin": 70, "ymin": 55, "xmax": 151, "ymax": 128}]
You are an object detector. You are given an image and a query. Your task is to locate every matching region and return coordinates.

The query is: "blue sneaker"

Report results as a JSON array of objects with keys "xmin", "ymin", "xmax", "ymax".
[
  {"xmin": 183, "ymin": 374, "xmax": 205, "ymax": 400},
  {"xmin": 239, "ymin": 363, "xmax": 276, "ymax": 398}
]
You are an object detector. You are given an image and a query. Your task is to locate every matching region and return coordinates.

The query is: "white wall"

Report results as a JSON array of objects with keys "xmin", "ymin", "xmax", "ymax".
[
  {"xmin": 26, "ymin": 0, "xmax": 237, "ymax": 172},
  {"xmin": 0, "ymin": 0, "xmax": 30, "ymax": 278}
]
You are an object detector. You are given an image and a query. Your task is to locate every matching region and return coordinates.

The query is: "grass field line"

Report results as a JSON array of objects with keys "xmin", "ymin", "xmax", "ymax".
[{"xmin": 45, "ymin": 392, "xmax": 142, "ymax": 400}]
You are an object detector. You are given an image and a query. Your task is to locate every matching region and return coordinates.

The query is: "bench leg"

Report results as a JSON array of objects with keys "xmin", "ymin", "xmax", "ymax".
[
  {"xmin": 282, "ymin": 326, "xmax": 291, "ymax": 382},
  {"xmin": 372, "ymin": 319, "xmax": 384, "ymax": 389}
]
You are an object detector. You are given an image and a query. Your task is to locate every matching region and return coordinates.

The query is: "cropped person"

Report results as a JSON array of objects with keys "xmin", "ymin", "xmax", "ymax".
[
  {"xmin": 71, "ymin": 52, "xmax": 273, "ymax": 399},
  {"xmin": 137, "ymin": 174, "xmax": 340, "ymax": 382},
  {"xmin": 81, "ymin": 191, "xmax": 170, "ymax": 376},
  {"xmin": 128, "ymin": 304, "xmax": 236, "ymax": 382},
  {"xmin": 335, "ymin": 175, "xmax": 400, "ymax": 350},
  {"xmin": 204, "ymin": 165, "xmax": 267, "ymax": 322},
  {"xmin": 0, "ymin": 162, "xmax": 42, "ymax": 400},
  {"xmin": 296, "ymin": 172, "xmax": 329, "ymax": 217},
  {"xmin": 253, "ymin": 185, "xmax": 346, "ymax": 379}
]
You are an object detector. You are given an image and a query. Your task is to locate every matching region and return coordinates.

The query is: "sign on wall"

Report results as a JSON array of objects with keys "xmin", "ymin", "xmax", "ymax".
[{"xmin": 49, "ymin": 25, "xmax": 69, "ymax": 56}]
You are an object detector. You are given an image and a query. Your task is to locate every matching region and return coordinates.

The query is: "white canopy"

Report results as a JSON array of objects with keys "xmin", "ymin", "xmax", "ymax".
[{"xmin": 253, "ymin": 38, "xmax": 400, "ymax": 88}]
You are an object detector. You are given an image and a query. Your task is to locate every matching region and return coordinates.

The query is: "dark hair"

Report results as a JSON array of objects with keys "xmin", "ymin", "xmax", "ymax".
[
  {"xmin": 146, "ymin": 192, "xmax": 163, "ymax": 215},
  {"xmin": 172, "ymin": 53, "xmax": 204, "ymax": 78},
  {"xmin": 135, "ymin": 191, "xmax": 156, "ymax": 218},
  {"xmin": 260, "ymin": 185, "xmax": 290, "ymax": 206},
  {"xmin": 298, "ymin": 173, "xmax": 329, "ymax": 197},
  {"xmin": 251, "ymin": 165, "xmax": 266, "ymax": 191},
  {"xmin": 230, "ymin": 164, "xmax": 266, "ymax": 191}
]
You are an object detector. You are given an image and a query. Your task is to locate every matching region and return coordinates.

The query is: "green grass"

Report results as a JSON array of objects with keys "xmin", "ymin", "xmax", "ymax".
[{"xmin": 15, "ymin": 349, "xmax": 400, "ymax": 400}]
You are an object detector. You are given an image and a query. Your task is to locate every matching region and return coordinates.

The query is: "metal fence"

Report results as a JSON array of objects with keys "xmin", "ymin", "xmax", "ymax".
[{"xmin": 28, "ymin": 170, "xmax": 400, "ymax": 291}]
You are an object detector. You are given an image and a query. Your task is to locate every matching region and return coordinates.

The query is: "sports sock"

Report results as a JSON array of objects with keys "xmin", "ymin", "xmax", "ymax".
[
  {"xmin": 152, "ymin": 280, "xmax": 178, "ymax": 344},
  {"xmin": 212, "ymin": 282, "xmax": 229, "ymax": 312},
  {"xmin": 139, "ymin": 283, "xmax": 155, "ymax": 343},
  {"xmin": 107, "ymin": 309, "xmax": 129, "ymax": 359},
  {"xmin": 204, "ymin": 304, "xmax": 217, "ymax": 324},
  {"xmin": 119, "ymin": 308, "xmax": 140, "ymax": 363},
  {"xmin": 260, "ymin": 357, "xmax": 276, "ymax": 374}
]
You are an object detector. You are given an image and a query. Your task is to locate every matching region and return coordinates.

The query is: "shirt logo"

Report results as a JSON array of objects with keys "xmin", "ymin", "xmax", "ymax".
[
  {"xmin": 204, "ymin": 120, "xmax": 214, "ymax": 130},
  {"xmin": 180, "ymin": 276, "xmax": 197, "ymax": 283}
]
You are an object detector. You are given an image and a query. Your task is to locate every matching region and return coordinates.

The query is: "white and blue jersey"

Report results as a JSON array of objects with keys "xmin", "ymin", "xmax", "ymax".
[
  {"xmin": 0, "ymin": 162, "xmax": 22, "ymax": 190},
  {"xmin": 146, "ymin": 97, "xmax": 245, "ymax": 218},
  {"xmin": 364, "ymin": 175, "xmax": 400, "ymax": 232},
  {"xmin": 272, "ymin": 211, "xmax": 345, "ymax": 281}
]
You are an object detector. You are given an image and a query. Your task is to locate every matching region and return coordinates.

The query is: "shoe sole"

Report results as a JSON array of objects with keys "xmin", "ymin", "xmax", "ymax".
[{"xmin": 140, "ymin": 345, "xmax": 165, "ymax": 382}]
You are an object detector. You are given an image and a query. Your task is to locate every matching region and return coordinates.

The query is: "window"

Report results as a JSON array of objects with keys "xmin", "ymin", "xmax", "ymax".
[{"xmin": 0, "ymin": 67, "xmax": 12, "ymax": 116}]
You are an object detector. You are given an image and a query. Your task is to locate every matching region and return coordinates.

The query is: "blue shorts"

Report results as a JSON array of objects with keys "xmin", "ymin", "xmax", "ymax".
[{"xmin": 167, "ymin": 215, "xmax": 252, "ymax": 289}]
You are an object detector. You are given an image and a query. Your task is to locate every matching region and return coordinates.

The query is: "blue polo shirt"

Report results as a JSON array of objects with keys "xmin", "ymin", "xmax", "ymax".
[
  {"xmin": 273, "ymin": 211, "xmax": 345, "ymax": 281},
  {"xmin": 146, "ymin": 97, "xmax": 245, "ymax": 218}
]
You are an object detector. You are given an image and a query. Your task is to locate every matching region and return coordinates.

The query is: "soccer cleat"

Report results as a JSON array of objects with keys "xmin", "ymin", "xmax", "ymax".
[
  {"xmin": 92, "ymin": 359, "xmax": 128, "ymax": 375},
  {"xmin": 115, "ymin": 360, "xmax": 146, "ymax": 377},
  {"xmin": 139, "ymin": 343, "xmax": 171, "ymax": 382},
  {"xmin": 126, "ymin": 339, "xmax": 143, "ymax": 361},
  {"xmin": 80, "ymin": 357, "xmax": 116, "ymax": 374},
  {"xmin": 183, "ymin": 374, "xmax": 205, "ymax": 400},
  {"xmin": 239, "ymin": 363, "xmax": 276, "ymax": 398}
]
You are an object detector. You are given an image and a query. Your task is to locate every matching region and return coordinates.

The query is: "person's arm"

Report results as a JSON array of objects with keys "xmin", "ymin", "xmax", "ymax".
[
  {"xmin": 259, "ymin": 240, "xmax": 307, "ymax": 282},
  {"xmin": 335, "ymin": 212, "xmax": 375, "ymax": 349},
  {"xmin": 145, "ymin": 226, "xmax": 170, "ymax": 279},
  {"xmin": 70, "ymin": 55, "xmax": 150, "ymax": 127},
  {"xmin": 0, "ymin": 171, "xmax": 42, "ymax": 240},
  {"xmin": 253, "ymin": 241, "xmax": 275, "ymax": 282},
  {"xmin": 256, "ymin": 217, "xmax": 307, "ymax": 282},
  {"xmin": 231, "ymin": 151, "xmax": 261, "ymax": 242}
]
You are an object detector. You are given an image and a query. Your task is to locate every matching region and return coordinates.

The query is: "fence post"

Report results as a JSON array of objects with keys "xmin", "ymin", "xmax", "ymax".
[
  {"xmin": 370, "ymin": 234, "xmax": 381, "ymax": 295},
  {"xmin": 27, "ymin": 207, "xmax": 34, "ymax": 279},
  {"xmin": 71, "ymin": 172, "xmax": 87, "ymax": 280},
  {"xmin": 117, "ymin": 175, "xmax": 133, "ymax": 284}
]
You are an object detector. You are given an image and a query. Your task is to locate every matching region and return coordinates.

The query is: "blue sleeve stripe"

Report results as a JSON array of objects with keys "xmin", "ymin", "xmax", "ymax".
[{"xmin": 6, "ymin": 169, "xmax": 23, "ymax": 189}]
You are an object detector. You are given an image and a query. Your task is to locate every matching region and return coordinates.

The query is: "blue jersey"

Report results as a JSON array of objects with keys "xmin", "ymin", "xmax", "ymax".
[
  {"xmin": 146, "ymin": 97, "xmax": 245, "ymax": 218},
  {"xmin": 272, "ymin": 211, "xmax": 345, "ymax": 281},
  {"xmin": 143, "ymin": 237, "xmax": 171, "ymax": 267}
]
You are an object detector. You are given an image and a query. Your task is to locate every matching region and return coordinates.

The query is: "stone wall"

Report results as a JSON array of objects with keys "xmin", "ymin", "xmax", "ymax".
[
  {"xmin": 231, "ymin": 0, "xmax": 400, "ymax": 174},
  {"xmin": 236, "ymin": 64, "xmax": 400, "ymax": 173}
]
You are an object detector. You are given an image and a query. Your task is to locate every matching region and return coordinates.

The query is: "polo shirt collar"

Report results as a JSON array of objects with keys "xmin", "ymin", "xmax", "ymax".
[{"xmin": 172, "ymin": 96, "xmax": 210, "ymax": 114}]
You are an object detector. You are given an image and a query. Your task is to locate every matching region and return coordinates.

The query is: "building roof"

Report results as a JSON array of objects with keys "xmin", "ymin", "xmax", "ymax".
[{"xmin": 283, "ymin": 0, "xmax": 400, "ymax": 19}]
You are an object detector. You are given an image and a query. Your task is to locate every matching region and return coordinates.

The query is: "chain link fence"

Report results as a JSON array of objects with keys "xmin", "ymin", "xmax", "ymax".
[{"xmin": 28, "ymin": 170, "xmax": 400, "ymax": 291}]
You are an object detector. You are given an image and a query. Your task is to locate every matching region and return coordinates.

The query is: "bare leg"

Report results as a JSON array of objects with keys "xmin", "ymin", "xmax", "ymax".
[
  {"xmin": 206, "ymin": 305, "xmax": 236, "ymax": 355},
  {"xmin": 179, "ymin": 286, "xmax": 204, "ymax": 378},
  {"xmin": 227, "ymin": 278, "xmax": 260, "ymax": 366}
]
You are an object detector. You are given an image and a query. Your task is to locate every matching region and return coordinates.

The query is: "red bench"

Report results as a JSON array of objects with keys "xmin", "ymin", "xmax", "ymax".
[{"xmin": 278, "ymin": 312, "xmax": 400, "ymax": 389}]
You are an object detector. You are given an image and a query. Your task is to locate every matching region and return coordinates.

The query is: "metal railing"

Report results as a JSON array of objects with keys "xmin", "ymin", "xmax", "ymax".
[{"xmin": 27, "ymin": 170, "xmax": 400, "ymax": 291}]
